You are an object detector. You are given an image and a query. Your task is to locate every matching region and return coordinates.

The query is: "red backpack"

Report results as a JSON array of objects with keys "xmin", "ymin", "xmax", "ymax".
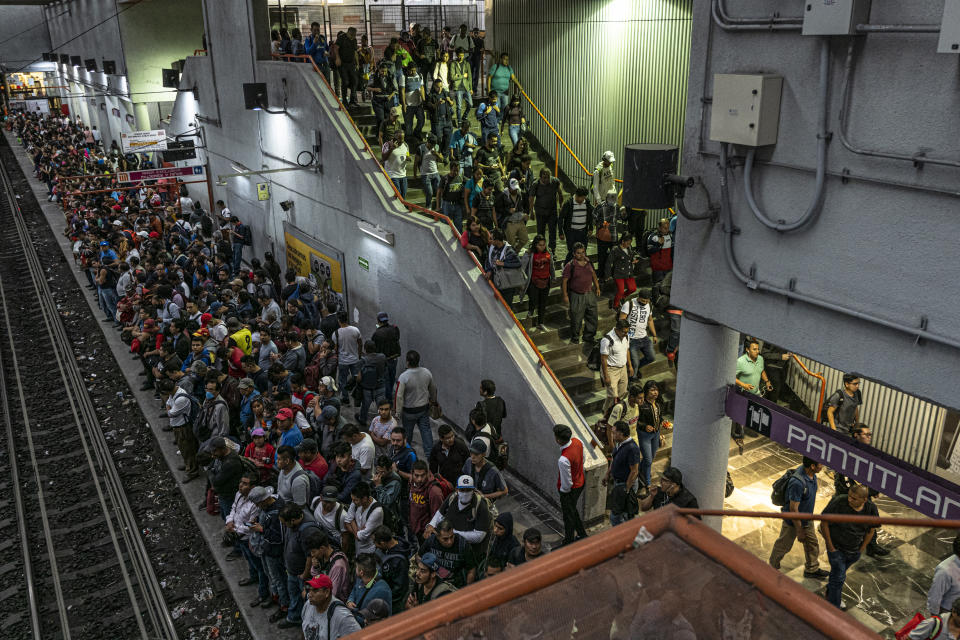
[{"xmin": 430, "ymin": 475, "xmax": 454, "ymax": 500}]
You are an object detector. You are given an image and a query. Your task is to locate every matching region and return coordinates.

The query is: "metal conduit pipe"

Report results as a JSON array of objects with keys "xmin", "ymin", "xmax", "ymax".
[
  {"xmin": 719, "ymin": 143, "xmax": 960, "ymax": 351},
  {"xmin": 711, "ymin": 0, "xmax": 802, "ymax": 31},
  {"xmin": 856, "ymin": 23, "xmax": 940, "ymax": 33},
  {"xmin": 714, "ymin": 0, "xmax": 802, "ymax": 25},
  {"xmin": 839, "ymin": 39, "xmax": 960, "ymax": 168},
  {"xmin": 743, "ymin": 38, "xmax": 830, "ymax": 232}
]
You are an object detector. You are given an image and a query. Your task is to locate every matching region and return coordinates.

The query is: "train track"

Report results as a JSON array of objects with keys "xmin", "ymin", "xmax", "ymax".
[{"xmin": 0, "ymin": 153, "xmax": 177, "ymax": 639}]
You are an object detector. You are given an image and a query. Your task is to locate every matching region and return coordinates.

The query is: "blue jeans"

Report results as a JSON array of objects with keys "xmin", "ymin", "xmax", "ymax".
[
  {"xmin": 100, "ymin": 287, "xmax": 119, "ymax": 321},
  {"xmin": 262, "ymin": 554, "xmax": 288, "ymax": 606},
  {"xmin": 358, "ymin": 386, "xmax": 384, "ymax": 424},
  {"xmin": 826, "ymin": 549, "xmax": 860, "ymax": 607},
  {"xmin": 508, "ymin": 124, "xmax": 522, "ymax": 147},
  {"xmin": 629, "ymin": 337, "xmax": 656, "ymax": 376},
  {"xmin": 453, "ymin": 89, "xmax": 473, "ymax": 122},
  {"xmin": 384, "ymin": 357, "xmax": 398, "ymax": 403},
  {"xmin": 402, "ymin": 407, "xmax": 433, "ymax": 453},
  {"xmin": 421, "ymin": 173, "xmax": 440, "ymax": 208},
  {"xmin": 637, "ymin": 429, "xmax": 660, "ymax": 487},
  {"xmin": 391, "ymin": 177, "xmax": 408, "ymax": 198},
  {"xmin": 496, "ymin": 92, "xmax": 510, "ymax": 121},
  {"xmin": 337, "ymin": 362, "xmax": 361, "ymax": 404},
  {"xmin": 232, "ymin": 242, "xmax": 244, "ymax": 274},
  {"xmin": 285, "ymin": 573, "xmax": 304, "ymax": 622},
  {"xmin": 442, "ymin": 201, "xmax": 465, "ymax": 234},
  {"xmin": 240, "ymin": 542, "xmax": 270, "ymax": 599},
  {"xmin": 218, "ymin": 495, "xmax": 235, "ymax": 523}
]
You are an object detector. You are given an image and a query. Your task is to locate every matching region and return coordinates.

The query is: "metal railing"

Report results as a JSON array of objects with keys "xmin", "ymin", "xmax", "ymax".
[
  {"xmin": 270, "ymin": 53, "xmax": 592, "ymax": 431},
  {"xmin": 511, "ymin": 76, "xmax": 623, "ymax": 185},
  {"xmin": 790, "ymin": 353, "xmax": 826, "ymax": 423}
]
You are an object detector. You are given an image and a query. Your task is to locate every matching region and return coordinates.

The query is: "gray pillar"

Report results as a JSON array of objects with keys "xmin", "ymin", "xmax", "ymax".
[{"xmin": 669, "ymin": 313, "xmax": 739, "ymax": 532}]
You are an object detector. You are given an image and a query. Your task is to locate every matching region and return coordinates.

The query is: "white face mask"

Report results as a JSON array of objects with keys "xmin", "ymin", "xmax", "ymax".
[{"xmin": 457, "ymin": 490, "xmax": 472, "ymax": 506}]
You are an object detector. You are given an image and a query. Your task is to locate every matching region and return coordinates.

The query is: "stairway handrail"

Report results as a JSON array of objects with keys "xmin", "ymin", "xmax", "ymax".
[
  {"xmin": 269, "ymin": 54, "xmax": 592, "ymax": 433},
  {"xmin": 789, "ymin": 353, "xmax": 827, "ymax": 423}
]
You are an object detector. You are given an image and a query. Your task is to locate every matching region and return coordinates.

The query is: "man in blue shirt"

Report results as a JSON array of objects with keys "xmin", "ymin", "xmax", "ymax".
[
  {"xmin": 304, "ymin": 22, "xmax": 330, "ymax": 80},
  {"xmin": 769, "ymin": 457, "xmax": 829, "ymax": 579},
  {"xmin": 604, "ymin": 421, "xmax": 640, "ymax": 526}
]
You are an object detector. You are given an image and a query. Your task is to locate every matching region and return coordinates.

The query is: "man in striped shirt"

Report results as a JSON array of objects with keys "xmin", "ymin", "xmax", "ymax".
[{"xmin": 559, "ymin": 187, "xmax": 593, "ymax": 264}]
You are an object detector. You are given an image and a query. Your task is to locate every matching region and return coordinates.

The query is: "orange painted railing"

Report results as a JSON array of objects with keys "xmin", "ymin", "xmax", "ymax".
[
  {"xmin": 511, "ymin": 76, "xmax": 623, "ymax": 185},
  {"xmin": 790, "ymin": 353, "xmax": 826, "ymax": 423},
  {"xmin": 270, "ymin": 54, "xmax": 591, "ymax": 431},
  {"xmin": 193, "ymin": 49, "xmax": 207, "ymax": 56}
]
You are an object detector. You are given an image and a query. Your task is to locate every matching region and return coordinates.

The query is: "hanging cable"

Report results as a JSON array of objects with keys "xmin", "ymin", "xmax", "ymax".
[{"xmin": 743, "ymin": 38, "xmax": 830, "ymax": 233}]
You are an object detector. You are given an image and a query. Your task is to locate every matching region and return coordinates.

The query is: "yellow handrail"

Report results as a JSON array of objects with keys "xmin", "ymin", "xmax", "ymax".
[
  {"xmin": 511, "ymin": 77, "xmax": 623, "ymax": 184},
  {"xmin": 270, "ymin": 54, "xmax": 592, "ymax": 431}
]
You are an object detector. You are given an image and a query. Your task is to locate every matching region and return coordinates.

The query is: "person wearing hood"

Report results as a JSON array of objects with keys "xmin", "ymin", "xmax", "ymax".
[
  {"xmin": 373, "ymin": 525, "xmax": 413, "ymax": 614},
  {"xmin": 485, "ymin": 512, "xmax": 520, "ymax": 576}
]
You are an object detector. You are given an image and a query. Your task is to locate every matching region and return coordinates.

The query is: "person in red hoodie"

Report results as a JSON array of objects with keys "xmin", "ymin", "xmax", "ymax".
[
  {"xmin": 646, "ymin": 217, "xmax": 674, "ymax": 284},
  {"xmin": 554, "ymin": 424, "xmax": 587, "ymax": 545},
  {"xmin": 522, "ymin": 235, "xmax": 554, "ymax": 331},
  {"xmin": 408, "ymin": 459, "xmax": 447, "ymax": 542}
]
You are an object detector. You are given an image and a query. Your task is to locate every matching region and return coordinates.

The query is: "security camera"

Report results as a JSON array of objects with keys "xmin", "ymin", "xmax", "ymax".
[{"xmin": 279, "ymin": 200, "xmax": 294, "ymax": 212}]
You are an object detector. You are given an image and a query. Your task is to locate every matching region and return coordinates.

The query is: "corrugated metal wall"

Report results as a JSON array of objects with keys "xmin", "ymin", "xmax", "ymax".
[
  {"xmin": 492, "ymin": 0, "xmax": 693, "ymax": 227},
  {"xmin": 787, "ymin": 356, "xmax": 946, "ymax": 471}
]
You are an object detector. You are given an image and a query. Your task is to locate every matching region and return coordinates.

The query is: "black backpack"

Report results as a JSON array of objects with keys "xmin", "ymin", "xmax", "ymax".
[
  {"xmin": 822, "ymin": 389, "xmax": 844, "ymax": 426},
  {"xmin": 185, "ymin": 393, "xmax": 202, "ymax": 425},
  {"xmin": 372, "ymin": 499, "xmax": 403, "ymax": 537},
  {"xmin": 771, "ymin": 468, "xmax": 805, "ymax": 507},
  {"xmin": 240, "ymin": 224, "xmax": 253, "ymax": 246},
  {"xmin": 358, "ymin": 357, "xmax": 381, "ymax": 390},
  {"xmin": 291, "ymin": 468, "xmax": 324, "ymax": 502},
  {"xmin": 587, "ymin": 335, "xmax": 611, "ymax": 372},
  {"xmin": 639, "ymin": 229, "xmax": 656, "ymax": 258}
]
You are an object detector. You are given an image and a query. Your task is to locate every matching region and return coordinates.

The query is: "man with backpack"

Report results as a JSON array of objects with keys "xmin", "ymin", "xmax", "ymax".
[
  {"xmin": 409, "ymin": 460, "xmax": 450, "ymax": 541},
  {"xmin": 463, "ymin": 439, "xmax": 509, "ymax": 502},
  {"xmin": 347, "ymin": 553, "xmax": 393, "ymax": 618},
  {"xmin": 343, "ymin": 481, "xmax": 385, "ymax": 556},
  {"xmin": 646, "ymin": 217, "xmax": 674, "ymax": 284},
  {"xmin": 229, "ymin": 215, "xmax": 253, "ymax": 276},
  {"xmin": 600, "ymin": 319, "xmax": 633, "ymax": 416},
  {"xmin": 618, "ymin": 290, "xmax": 658, "ymax": 381},
  {"xmin": 826, "ymin": 373, "xmax": 863, "ymax": 433},
  {"xmin": 373, "ymin": 525, "xmax": 413, "ymax": 614},
  {"xmin": 300, "ymin": 572, "xmax": 361, "ymax": 638},
  {"xmin": 165, "ymin": 378, "xmax": 201, "ymax": 482},
  {"xmin": 561, "ymin": 243, "xmax": 600, "ymax": 345},
  {"xmin": 311, "ymin": 486, "xmax": 349, "ymax": 550},
  {"xmin": 355, "ymin": 340, "xmax": 386, "ymax": 424},
  {"xmin": 418, "ymin": 519, "xmax": 479, "ymax": 588},
  {"xmin": 768, "ymin": 457, "xmax": 830, "ymax": 580},
  {"xmin": 277, "ymin": 503, "xmax": 322, "ymax": 629},
  {"xmin": 333, "ymin": 311, "xmax": 363, "ymax": 407},
  {"xmin": 207, "ymin": 437, "xmax": 245, "ymax": 522},
  {"xmin": 425, "ymin": 475, "xmax": 493, "ymax": 565},
  {"xmin": 277, "ymin": 444, "xmax": 321, "ymax": 508}
]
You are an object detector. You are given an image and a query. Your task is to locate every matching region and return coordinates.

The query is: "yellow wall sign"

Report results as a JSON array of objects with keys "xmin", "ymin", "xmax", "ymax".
[
  {"xmin": 282, "ymin": 222, "xmax": 347, "ymax": 308},
  {"xmin": 257, "ymin": 183, "xmax": 270, "ymax": 201}
]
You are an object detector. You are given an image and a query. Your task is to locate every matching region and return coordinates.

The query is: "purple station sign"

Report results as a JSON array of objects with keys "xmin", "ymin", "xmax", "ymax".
[{"xmin": 725, "ymin": 385, "xmax": 960, "ymax": 520}]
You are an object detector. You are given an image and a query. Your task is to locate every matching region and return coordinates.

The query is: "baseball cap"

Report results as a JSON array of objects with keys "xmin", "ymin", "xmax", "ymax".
[
  {"xmin": 457, "ymin": 474, "xmax": 475, "ymax": 490},
  {"xmin": 307, "ymin": 575, "xmax": 333, "ymax": 590},
  {"xmin": 275, "ymin": 408, "xmax": 293, "ymax": 421},
  {"xmin": 320, "ymin": 405, "xmax": 338, "ymax": 421},
  {"xmin": 136, "ymin": 230, "xmax": 149, "ymax": 238},
  {"xmin": 509, "ymin": 178, "xmax": 520, "ymax": 190},
  {"xmin": 358, "ymin": 599, "xmax": 390, "ymax": 623},
  {"xmin": 662, "ymin": 466, "xmax": 683, "ymax": 485},
  {"xmin": 99, "ymin": 240, "xmax": 110, "ymax": 246},
  {"xmin": 602, "ymin": 150, "xmax": 616, "ymax": 163},
  {"xmin": 391, "ymin": 105, "xmax": 401, "ymax": 116},
  {"xmin": 250, "ymin": 426, "xmax": 266, "ymax": 436},
  {"xmin": 469, "ymin": 438, "xmax": 488, "ymax": 455},
  {"xmin": 320, "ymin": 485, "xmax": 339, "ymax": 502},
  {"xmin": 200, "ymin": 313, "xmax": 213, "ymax": 327},
  {"xmin": 149, "ymin": 231, "xmax": 160, "ymax": 239},
  {"xmin": 377, "ymin": 312, "xmax": 389, "ymax": 323},
  {"xmin": 420, "ymin": 552, "xmax": 440, "ymax": 571},
  {"xmin": 238, "ymin": 377, "xmax": 254, "ymax": 390},
  {"xmin": 207, "ymin": 436, "xmax": 227, "ymax": 450},
  {"xmin": 112, "ymin": 219, "xmax": 122, "ymax": 226},
  {"xmin": 319, "ymin": 376, "xmax": 337, "ymax": 392},
  {"xmin": 248, "ymin": 486, "xmax": 271, "ymax": 503}
]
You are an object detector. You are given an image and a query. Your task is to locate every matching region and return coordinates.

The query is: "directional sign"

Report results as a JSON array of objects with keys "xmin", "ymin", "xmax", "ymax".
[
  {"xmin": 725, "ymin": 385, "xmax": 960, "ymax": 520},
  {"xmin": 116, "ymin": 165, "xmax": 204, "ymax": 182},
  {"xmin": 120, "ymin": 129, "xmax": 168, "ymax": 154}
]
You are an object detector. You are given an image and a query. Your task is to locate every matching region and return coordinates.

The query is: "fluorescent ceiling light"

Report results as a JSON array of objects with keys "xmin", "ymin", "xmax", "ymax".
[{"xmin": 357, "ymin": 220, "xmax": 395, "ymax": 246}]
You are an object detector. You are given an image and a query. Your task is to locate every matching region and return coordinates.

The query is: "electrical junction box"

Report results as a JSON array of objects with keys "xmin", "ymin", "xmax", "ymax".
[
  {"xmin": 938, "ymin": 0, "xmax": 960, "ymax": 53},
  {"xmin": 802, "ymin": 0, "xmax": 872, "ymax": 36},
  {"xmin": 709, "ymin": 74, "xmax": 784, "ymax": 147}
]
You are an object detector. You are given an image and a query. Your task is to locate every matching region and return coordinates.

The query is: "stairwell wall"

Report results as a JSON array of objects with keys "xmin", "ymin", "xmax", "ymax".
[{"xmin": 169, "ymin": 0, "xmax": 608, "ymax": 519}]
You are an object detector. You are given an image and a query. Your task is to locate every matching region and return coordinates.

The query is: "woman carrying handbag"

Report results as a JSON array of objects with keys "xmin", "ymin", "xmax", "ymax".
[{"xmin": 635, "ymin": 380, "xmax": 666, "ymax": 488}]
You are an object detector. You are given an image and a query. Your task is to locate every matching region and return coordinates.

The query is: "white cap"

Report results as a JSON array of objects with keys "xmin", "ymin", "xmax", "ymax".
[
  {"xmin": 136, "ymin": 230, "xmax": 149, "ymax": 238},
  {"xmin": 509, "ymin": 178, "xmax": 520, "ymax": 190},
  {"xmin": 112, "ymin": 219, "xmax": 123, "ymax": 226},
  {"xmin": 457, "ymin": 474, "xmax": 475, "ymax": 489},
  {"xmin": 602, "ymin": 150, "xmax": 616, "ymax": 163}
]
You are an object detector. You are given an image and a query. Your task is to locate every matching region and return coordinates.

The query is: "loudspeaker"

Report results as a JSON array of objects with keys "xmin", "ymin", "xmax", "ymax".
[
  {"xmin": 163, "ymin": 140, "xmax": 196, "ymax": 162},
  {"xmin": 84, "ymin": 58, "xmax": 97, "ymax": 72},
  {"xmin": 59, "ymin": 54, "xmax": 70, "ymax": 64},
  {"xmin": 70, "ymin": 55, "xmax": 81, "ymax": 66},
  {"xmin": 162, "ymin": 68, "xmax": 180, "ymax": 88},
  {"xmin": 242, "ymin": 82, "xmax": 268, "ymax": 110},
  {"xmin": 102, "ymin": 60, "xmax": 116, "ymax": 74},
  {"xmin": 621, "ymin": 144, "xmax": 679, "ymax": 210}
]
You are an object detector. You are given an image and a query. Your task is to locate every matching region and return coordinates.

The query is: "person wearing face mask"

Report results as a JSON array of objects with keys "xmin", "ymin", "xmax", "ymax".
[{"xmin": 423, "ymin": 475, "xmax": 492, "ymax": 565}]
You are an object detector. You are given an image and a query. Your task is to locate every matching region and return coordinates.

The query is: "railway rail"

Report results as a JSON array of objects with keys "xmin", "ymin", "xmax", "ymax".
[{"xmin": 0, "ymin": 153, "xmax": 177, "ymax": 640}]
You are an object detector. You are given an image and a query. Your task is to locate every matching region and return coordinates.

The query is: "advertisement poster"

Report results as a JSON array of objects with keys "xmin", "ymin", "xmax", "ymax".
[{"xmin": 282, "ymin": 222, "xmax": 346, "ymax": 310}]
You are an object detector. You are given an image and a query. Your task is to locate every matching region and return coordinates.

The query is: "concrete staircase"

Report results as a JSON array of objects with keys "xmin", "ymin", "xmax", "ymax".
[{"xmin": 346, "ymin": 99, "xmax": 680, "ymax": 459}]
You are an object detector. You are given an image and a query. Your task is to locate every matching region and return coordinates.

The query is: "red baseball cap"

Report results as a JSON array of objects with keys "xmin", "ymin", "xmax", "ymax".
[
  {"xmin": 200, "ymin": 313, "xmax": 213, "ymax": 327},
  {"xmin": 275, "ymin": 408, "xmax": 294, "ymax": 421},
  {"xmin": 148, "ymin": 231, "xmax": 160, "ymax": 239},
  {"xmin": 307, "ymin": 575, "xmax": 332, "ymax": 590}
]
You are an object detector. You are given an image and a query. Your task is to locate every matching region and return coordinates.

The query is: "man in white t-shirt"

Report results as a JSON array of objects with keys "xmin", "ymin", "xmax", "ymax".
[
  {"xmin": 332, "ymin": 310, "xmax": 363, "ymax": 406},
  {"xmin": 381, "ymin": 130, "xmax": 410, "ymax": 198},
  {"xmin": 618, "ymin": 291, "xmax": 657, "ymax": 381},
  {"xmin": 600, "ymin": 319, "xmax": 632, "ymax": 415},
  {"xmin": 342, "ymin": 424, "xmax": 375, "ymax": 477}
]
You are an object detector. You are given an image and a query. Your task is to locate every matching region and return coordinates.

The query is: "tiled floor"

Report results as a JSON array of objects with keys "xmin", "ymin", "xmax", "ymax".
[{"xmin": 722, "ymin": 439, "xmax": 950, "ymax": 636}]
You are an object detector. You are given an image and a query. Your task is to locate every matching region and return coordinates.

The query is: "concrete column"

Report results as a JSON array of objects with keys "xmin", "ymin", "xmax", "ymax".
[
  {"xmin": 669, "ymin": 313, "xmax": 739, "ymax": 532},
  {"xmin": 133, "ymin": 101, "xmax": 151, "ymax": 130}
]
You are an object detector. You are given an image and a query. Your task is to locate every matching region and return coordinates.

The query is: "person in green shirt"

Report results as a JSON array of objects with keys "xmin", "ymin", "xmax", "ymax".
[
  {"xmin": 487, "ymin": 52, "xmax": 515, "ymax": 122},
  {"xmin": 735, "ymin": 337, "xmax": 771, "ymax": 395}
]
